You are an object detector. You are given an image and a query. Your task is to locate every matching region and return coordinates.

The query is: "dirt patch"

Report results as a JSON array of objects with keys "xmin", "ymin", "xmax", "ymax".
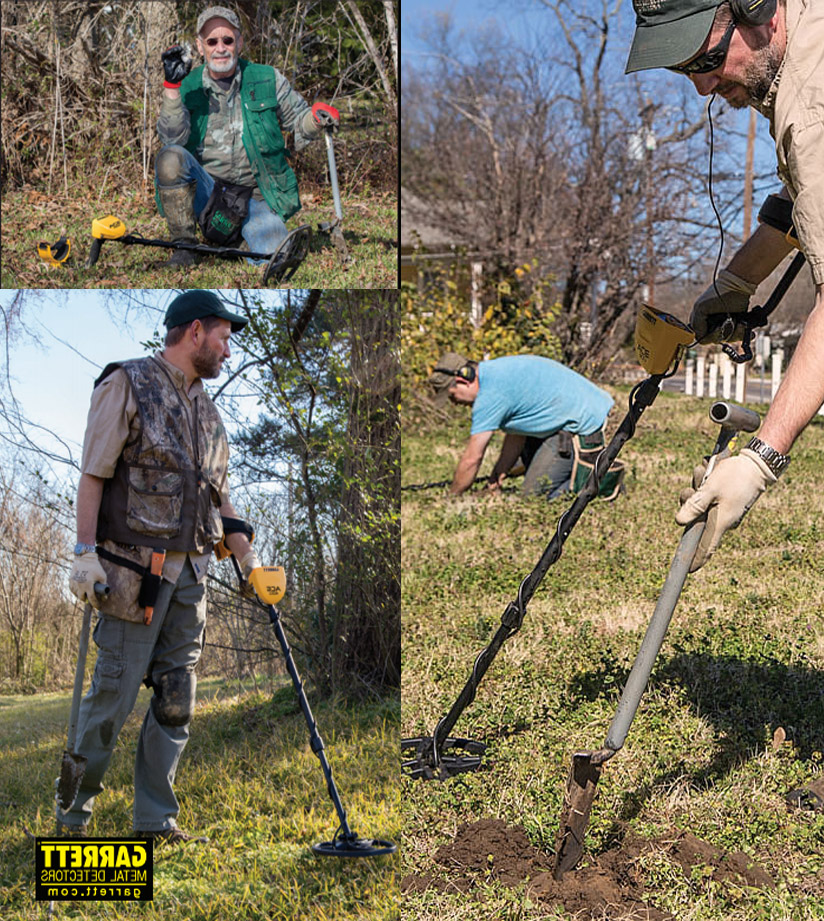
[{"xmin": 401, "ymin": 818, "xmax": 775, "ymax": 919}]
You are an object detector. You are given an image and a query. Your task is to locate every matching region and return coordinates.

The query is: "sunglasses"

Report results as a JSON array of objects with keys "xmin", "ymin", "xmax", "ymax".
[
  {"xmin": 205, "ymin": 36, "xmax": 235, "ymax": 47},
  {"xmin": 668, "ymin": 18, "xmax": 736, "ymax": 75}
]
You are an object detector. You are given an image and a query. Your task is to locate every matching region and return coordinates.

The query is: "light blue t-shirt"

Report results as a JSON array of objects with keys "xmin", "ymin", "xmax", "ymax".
[{"xmin": 470, "ymin": 356, "xmax": 613, "ymax": 438}]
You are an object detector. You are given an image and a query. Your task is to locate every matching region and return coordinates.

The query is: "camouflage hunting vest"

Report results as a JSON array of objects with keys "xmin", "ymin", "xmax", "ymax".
[{"xmin": 95, "ymin": 357, "xmax": 228, "ymax": 552}]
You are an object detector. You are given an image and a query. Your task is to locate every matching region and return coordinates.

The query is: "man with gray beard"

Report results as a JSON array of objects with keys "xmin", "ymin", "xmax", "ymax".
[
  {"xmin": 156, "ymin": 5, "xmax": 339, "ymax": 269},
  {"xmin": 626, "ymin": 0, "xmax": 824, "ymax": 812}
]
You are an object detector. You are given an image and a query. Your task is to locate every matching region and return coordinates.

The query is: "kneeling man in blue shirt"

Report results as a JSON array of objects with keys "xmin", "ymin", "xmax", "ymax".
[{"xmin": 429, "ymin": 353, "xmax": 614, "ymax": 498}]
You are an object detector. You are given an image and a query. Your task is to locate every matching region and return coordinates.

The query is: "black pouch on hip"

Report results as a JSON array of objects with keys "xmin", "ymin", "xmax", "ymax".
[{"xmin": 198, "ymin": 179, "xmax": 254, "ymax": 246}]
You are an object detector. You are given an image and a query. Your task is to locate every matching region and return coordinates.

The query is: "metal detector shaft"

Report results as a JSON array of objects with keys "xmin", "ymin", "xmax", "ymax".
[
  {"xmin": 427, "ymin": 374, "xmax": 664, "ymax": 760},
  {"xmin": 265, "ymin": 602, "xmax": 354, "ymax": 840}
]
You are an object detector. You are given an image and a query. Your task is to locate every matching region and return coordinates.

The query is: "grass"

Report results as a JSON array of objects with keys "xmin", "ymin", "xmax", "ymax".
[
  {"xmin": 0, "ymin": 178, "xmax": 396, "ymax": 290},
  {"xmin": 0, "ymin": 676, "xmax": 399, "ymax": 919},
  {"xmin": 401, "ymin": 387, "xmax": 824, "ymax": 920}
]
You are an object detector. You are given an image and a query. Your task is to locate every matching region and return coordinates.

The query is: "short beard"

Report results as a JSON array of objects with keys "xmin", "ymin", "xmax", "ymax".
[
  {"xmin": 208, "ymin": 51, "xmax": 237, "ymax": 75},
  {"xmin": 191, "ymin": 341, "xmax": 223, "ymax": 379},
  {"xmin": 741, "ymin": 41, "xmax": 783, "ymax": 106}
]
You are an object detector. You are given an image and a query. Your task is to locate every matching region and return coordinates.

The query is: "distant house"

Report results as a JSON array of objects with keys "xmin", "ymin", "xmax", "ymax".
[{"xmin": 401, "ymin": 187, "xmax": 488, "ymax": 325}]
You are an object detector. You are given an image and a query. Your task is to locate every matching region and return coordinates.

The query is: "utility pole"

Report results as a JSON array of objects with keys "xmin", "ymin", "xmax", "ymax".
[{"xmin": 743, "ymin": 108, "xmax": 757, "ymax": 241}]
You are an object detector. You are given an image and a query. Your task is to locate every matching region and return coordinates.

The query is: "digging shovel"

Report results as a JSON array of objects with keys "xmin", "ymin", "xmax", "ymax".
[
  {"xmin": 320, "ymin": 127, "xmax": 352, "ymax": 267},
  {"xmin": 56, "ymin": 583, "xmax": 108, "ymax": 815},
  {"xmin": 553, "ymin": 401, "xmax": 761, "ymax": 879}
]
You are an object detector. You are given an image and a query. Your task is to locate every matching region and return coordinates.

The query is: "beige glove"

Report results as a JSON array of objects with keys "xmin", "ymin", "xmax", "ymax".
[
  {"xmin": 70, "ymin": 551, "xmax": 107, "ymax": 607},
  {"xmin": 691, "ymin": 269, "xmax": 757, "ymax": 343},
  {"xmin": 675, "ymin": 450, "xmax": 776, "ymax": 571},
  {"xmin": 239, "ymin": 551, "xmax": 261, "ymax": 580}
]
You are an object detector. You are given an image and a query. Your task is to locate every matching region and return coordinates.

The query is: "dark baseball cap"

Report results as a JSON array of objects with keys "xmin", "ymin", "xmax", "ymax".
[
  {"xmin": 429, "ymin": 352, "xmax": 472, "ymax": 404},
  {"xmin": 625, "ymin": 0, "xmax": 720, "ymax": 74},
  {"xmin": 164, "ymin": 289, "xmax": 247, "ymax": 332}
]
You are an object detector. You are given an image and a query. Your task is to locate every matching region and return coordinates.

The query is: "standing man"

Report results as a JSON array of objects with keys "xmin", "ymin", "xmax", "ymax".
[
  {"xmin": 626, "ymin": 0, "xmax": 824, "ymax": 808},
  {"xmin": 64, "ymin": 290, "xmax": 260, "ymax": 842},
  {"xmin": 156, "ymin": 5, "xmax": 340, "ymax": 270},
  {"xmin": 428, "ymin": 353, "xmax": 615, "ymax": 498}
]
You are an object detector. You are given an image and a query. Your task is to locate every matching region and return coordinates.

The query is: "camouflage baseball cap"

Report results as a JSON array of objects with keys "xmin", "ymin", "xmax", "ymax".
[
  {"xmin": 164, "ymin": 290, "xmax": 247, "ymax": 332},
  {"xmin": 625, "ymin": 0, "xmax": 720, "ymax": 74},
  {"xmin": 429, "ymin": 352, "xmax": 472, "ymax": 405},
  {"xmin": 197, "ymin": 5, "xmax": 241, "ymax": 35}
]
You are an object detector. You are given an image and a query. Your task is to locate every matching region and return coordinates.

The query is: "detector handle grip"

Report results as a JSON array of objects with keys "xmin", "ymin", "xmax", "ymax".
[{"xmin": 87, "ymin": 237, "xmax": 103, "ymax": 268}]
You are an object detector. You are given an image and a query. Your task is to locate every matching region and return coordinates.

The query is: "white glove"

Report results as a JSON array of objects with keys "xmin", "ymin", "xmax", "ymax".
[
  {"xmin": 239, "ymin": 551, "xmax": 261, "ymax": 580},
  {"xmin": 675, "ymin": 450, "xmax": 776, "ymax": 571},
  {"xmin": 690, "ymin": 269, "xmax": 757, "ymax": 343},
  {"xmin": 69, "ymin": 551, "xmax": 108, "ymax": 607}
]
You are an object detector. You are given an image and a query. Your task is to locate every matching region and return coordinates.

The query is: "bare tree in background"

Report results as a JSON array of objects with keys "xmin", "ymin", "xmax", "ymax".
[{"xmin": 402, "ymin": 0, "xmax": 753, "ymax": 370}]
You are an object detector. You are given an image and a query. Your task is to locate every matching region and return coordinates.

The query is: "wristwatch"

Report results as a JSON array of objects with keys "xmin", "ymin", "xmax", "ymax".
[
  {"xmin": 744, "ymin": 437, "xmax": 791, "ymax": 477},
  {"xmin": 73, "ymin": 542, "xmax": 97, "ymax": 556}
]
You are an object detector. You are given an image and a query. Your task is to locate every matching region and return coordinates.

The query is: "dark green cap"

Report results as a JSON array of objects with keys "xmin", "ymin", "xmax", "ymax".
[
  {"xmin": 625, "ymin": 0, "xmax": 720, "ymax": 74},
  {"xmin": 164, "ymin": 290, "xmax": 247, "ymax": 333}
]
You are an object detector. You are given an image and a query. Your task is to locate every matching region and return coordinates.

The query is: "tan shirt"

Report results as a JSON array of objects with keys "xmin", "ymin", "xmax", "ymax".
[
  {"xmin": 757, "ymin": 0, "xmax": 824, "ymax": 284},
  {"xmin": 81, "ymin": 352, "xmax": 230, "ymax": 583}
]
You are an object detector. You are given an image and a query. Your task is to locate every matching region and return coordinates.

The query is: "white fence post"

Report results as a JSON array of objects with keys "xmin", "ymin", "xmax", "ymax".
[
  {"xmin": 721, "ymin": 354, "xmax": 732, "ymax": 399},
  {"xmin": 735, "ymin": 362, "xmax": 746, "ymax": 403},
  {"xmin": 771, "ymin": 349, "xmax": 783, "ymax": 400},
  {"xmin": 708, "ymin": 360, "xmax": 718, "ymax": 398},
  {"xmin": 685, "ymin": 359, "xmax": 694, "ymax": 395},
  {"xmin": 696, "ymin": 356, "xmax": 705, "ymax": 398}
]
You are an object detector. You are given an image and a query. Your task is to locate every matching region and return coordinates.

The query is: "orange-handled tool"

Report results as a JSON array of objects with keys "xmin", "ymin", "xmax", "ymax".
[{"xmin": 143, "ymin": 550, "xmax": 166, "ymax": 625}]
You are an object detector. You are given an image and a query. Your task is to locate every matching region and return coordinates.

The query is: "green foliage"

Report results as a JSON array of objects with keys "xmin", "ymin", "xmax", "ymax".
[{"xmin": 401, "ymin": 260, "xmax": 562, "ymax": 395}]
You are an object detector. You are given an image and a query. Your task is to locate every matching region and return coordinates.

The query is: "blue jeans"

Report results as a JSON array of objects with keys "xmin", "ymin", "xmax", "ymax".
[
  {"xmin": 154, "ymin": 145, "xmax": 288, "ymax": 263},
  {"xmin": 59, "ymin": 558, "xmax": 207, "ymax": 832}
]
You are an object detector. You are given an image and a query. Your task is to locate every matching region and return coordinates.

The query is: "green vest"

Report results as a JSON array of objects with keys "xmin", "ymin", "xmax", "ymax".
[{"xmin": 178, "ymin": 59, "xmax": 300, "ymax": 222}]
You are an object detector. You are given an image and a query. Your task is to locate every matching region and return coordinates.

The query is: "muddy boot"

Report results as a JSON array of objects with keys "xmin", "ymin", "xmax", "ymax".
[{"xmin": 158, "ymin": 182, "xmax": 201, "ymax": 267}]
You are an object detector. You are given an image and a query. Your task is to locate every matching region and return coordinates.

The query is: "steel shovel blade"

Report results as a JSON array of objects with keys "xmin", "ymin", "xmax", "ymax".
[
  {"xmin": 553, "ymin": 752, "xmax": 603, "ymax": 879},
  {"xmin": 56, "ymin": 750, "xmax": 88, "ymax": 814}
]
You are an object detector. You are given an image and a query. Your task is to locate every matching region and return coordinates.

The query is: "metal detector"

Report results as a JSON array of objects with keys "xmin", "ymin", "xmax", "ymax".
[
  {"xmin": 228, "ymin": 554, "xmax": 397, "ymax": 858},
  {"xmin": 84, "ymin": 215, "xmax": 312, "ymax": 286},
  {"xmin": 402, "ymin": 251, "xmax": 806, "ymax": 782}
]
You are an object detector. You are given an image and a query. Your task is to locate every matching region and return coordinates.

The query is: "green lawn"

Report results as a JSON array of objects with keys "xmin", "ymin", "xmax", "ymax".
[
  {"xmin": 1, "ymin": 677, "xmax": 399, "ymax": 920},
  {"xmin": 401, "ymin": 387, "xmax": 824, "ymax": 920}
]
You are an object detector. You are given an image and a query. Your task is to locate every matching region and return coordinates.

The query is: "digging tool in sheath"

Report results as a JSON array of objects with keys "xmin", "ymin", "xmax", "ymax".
[
  {"xmin": 56, "ymin": 583, "xmax": 109, "ymax": 815},
  {"xmin": 552, "ymin": 401, "xmax": 761, "ymax": 879}
]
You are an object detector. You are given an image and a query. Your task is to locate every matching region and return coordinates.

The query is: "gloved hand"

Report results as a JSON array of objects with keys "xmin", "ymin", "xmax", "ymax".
[
  {"xmin": 690, "ymin": 269, "xmax": 757, "ymax": 343},
  {"xmin": 308, "ymin": 101, "xmax": 340, "ymax": 134},
  {"xmin": 162, "ymin": 44, "xmax": 192, "ymax": 88},
  {"xmin": 239, "ymin": 551, "xmax": 261, "ymax": 580},
  {"xmin": 675, "ymin": 449, "xmax": 776, "ymax": 571},
  {"xmin": 70, "ymin": 551, "xmax": 108, "ymax": 607}
]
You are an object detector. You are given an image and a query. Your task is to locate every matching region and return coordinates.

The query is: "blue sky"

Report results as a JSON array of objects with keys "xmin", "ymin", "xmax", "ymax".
[{"xmin": 0, "ymin": 290, "xmax": 267, "ymax": 487}]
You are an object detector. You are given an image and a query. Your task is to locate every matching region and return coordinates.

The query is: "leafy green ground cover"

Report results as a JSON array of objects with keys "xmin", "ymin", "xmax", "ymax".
[
  {"xmin": 402, "ymin": 388, "xmax": 824, "ymax": 919},
  {"xmin": 1, "ymin": 677, "xmax": 399, "ymax": 919}
]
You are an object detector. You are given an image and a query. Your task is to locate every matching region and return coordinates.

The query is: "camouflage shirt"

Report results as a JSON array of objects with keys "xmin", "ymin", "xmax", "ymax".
[{"xmin": 158, "ymin": 64, "xmax": 320, "ymax": 200}]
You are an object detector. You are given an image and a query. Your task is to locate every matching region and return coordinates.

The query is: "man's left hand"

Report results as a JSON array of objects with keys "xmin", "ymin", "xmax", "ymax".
[
  {"xmin": 312, "ymin": 101, "xmax": 340, "ymax": 132},
  {"xmin": 675, "ymin": 450, "xmax": 776, "ymax": 571}
]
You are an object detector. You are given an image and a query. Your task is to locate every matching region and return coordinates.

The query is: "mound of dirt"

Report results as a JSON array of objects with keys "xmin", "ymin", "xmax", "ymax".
[{"xmin": 401, "ymin": 818, "xmax": 775, "ymax": 919}]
